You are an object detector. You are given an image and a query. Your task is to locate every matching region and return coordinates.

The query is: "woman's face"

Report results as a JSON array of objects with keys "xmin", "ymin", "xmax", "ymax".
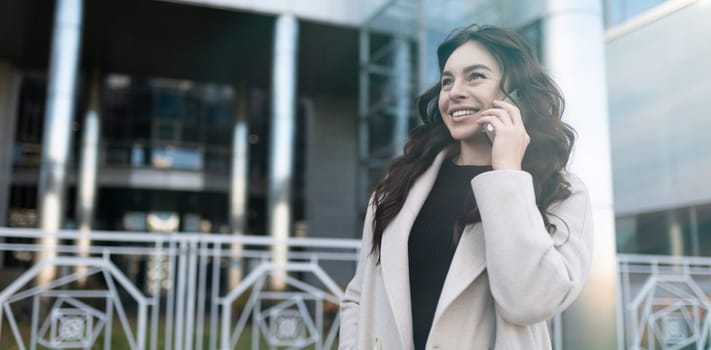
[{"xmin": 438, "ymin": 40, "xmax": 505, "ymax": 142}]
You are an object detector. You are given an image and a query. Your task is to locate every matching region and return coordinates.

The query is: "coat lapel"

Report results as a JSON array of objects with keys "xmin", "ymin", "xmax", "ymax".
[
  {"xmin": 431, "ymin": 223, "xmax": 487, "ymax": 329},
  {"xmin": 380, "ymin": 150, "xmax": 449, "ymax": 349}
]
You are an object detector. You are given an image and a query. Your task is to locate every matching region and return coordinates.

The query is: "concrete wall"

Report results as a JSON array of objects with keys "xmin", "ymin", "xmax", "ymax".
[
  {"xmin": 304, "ymin": 95, "xmax": 359, "ymax": 240},
  {"xmin": 607, "ymin": 1, "xmax": 711, "ymax": 216},
  {"xmin": 160, "ymin": 0, "xmax": 388, "ymax": 27},
  {"xmin": 303, "ymin": 95, "xmax": 359, "ymax": 285}
]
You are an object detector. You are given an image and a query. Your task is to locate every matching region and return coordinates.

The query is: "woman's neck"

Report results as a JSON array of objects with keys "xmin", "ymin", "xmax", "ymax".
[{"xmin": 455, "ymin": 137, "xmax": 492, "ymax": 166}]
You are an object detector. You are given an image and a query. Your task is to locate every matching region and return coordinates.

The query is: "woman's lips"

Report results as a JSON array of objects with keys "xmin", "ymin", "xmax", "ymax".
[{"xmin": 450, "ymin": 109, "xmax": 479, "ymax": 122}]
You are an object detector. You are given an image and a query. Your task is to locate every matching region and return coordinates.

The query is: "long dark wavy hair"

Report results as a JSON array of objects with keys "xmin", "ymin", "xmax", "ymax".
[{"xmin": 370, "ymin": 24, "xmax": 576, "ymax": 256}]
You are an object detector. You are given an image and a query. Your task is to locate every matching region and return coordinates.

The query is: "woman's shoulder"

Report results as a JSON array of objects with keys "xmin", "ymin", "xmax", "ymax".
[
  {"xmin": 550, "ymin": 171, "xmax": 591, "ymax": 214},
  {"xmin": 560, "ymin": 171, "xmax": 588, "ymax": 195}
]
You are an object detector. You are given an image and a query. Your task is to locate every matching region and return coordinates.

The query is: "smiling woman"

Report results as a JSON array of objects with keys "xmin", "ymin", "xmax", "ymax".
[
  {"xmin": 339, "ymin": 24, "xmax": 594, "ymax": 350},
  {"xmin": 437, "ymin": 41, "xmax": 507, "ymax": 153}
]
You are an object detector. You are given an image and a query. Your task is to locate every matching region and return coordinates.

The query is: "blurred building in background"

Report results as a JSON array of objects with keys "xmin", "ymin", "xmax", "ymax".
[
  {"xmin": 606, "ymin": 0, "xmax": 711, "ymax": 258},
  {"xmin": 0, "ymin": 0, "xmax": 357, "ymax": 238},
  {"xmin": 0, "ymin": 0, "xmax": 707, "ymax": 348}
]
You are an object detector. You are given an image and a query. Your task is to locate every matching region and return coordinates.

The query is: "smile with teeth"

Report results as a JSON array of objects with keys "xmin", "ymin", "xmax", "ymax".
[{"xmin": 451, "ymin": 109, "xmax": 479, "ymax": 117}]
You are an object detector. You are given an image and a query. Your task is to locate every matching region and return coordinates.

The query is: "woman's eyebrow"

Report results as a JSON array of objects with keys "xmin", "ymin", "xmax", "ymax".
[
  {"xmin": 441, "ymin": 64, "xmax": 493, "ymax": 76},
  {"xmin": 462, "ymin": 64, "xmax": 493, "ymax": 73}
]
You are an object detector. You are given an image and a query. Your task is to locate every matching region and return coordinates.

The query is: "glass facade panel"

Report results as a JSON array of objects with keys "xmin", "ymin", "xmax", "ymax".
[
  {"xmin": 605, "ymin": 0, "xmax": 666, "ymax": 27},
  {"xmin": 635, "ymin": 210, "xmax": 669, "ymax": 254},
  {"xmin": 153, "ymin": 90, "xmax": 182, "ymax": 118},
  {"xmin": 696, "ymin": 204, "xmax": 711, "ymax": 255},
  {"xmin": 102, "ymin": 75, "xmax": 234, "ymax": 172},
  {"xmin": 615, "ymin": 215, "xmax": 637, "ymax": 253},
  {"xmin": 151, "ymin": 147, "xmax": 203, "ymax": 170},
  {"xmin": 625, "ymin": 0, "xmax": 665, "ymax": 19},
  {"xmin": 616, "ymin": 206, "xmax": 711, "ymax": 256},
  {"xmin": 605, "ymin": 0, "xmax": 626, "ymax": 27},
  {"xmin": 669, "ymin": 207, "xmax": 693, "ymax": 256}
]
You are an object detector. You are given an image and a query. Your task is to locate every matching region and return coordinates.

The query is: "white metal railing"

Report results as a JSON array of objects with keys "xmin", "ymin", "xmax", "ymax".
[
  {"xmin": 0, "ymin": 227, "xmax": 360, "ymax": 350},
  {"xmin": 617, "ymin": 253, "xmax": 711, "ymax": 350},
  {"xmin": 5, "ymin": 228, "xmax": 711, "ymax": 349}
]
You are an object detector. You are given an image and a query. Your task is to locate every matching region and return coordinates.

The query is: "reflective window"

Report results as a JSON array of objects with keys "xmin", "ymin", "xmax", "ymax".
[
  {"xmin": 615, "ymin": 216, "xmax": 637, "ymax": 253},
  {"xmin": 636, "ymin": 209, "xmax": 670, "ymax": 254},
  {"xmin": 605, "ymin": 0, "xmax": 666, "ymax": 27},
  {"xmin": 102, "ymin": 75, "xmax": 235, "ymax": 173},
  {"xmin": 616, "ymin": 205, "xmax": 711, "ymax": 256},
  {"xmin": 696, "ymin": 204, "xmax": 711, "ymax": 255}
]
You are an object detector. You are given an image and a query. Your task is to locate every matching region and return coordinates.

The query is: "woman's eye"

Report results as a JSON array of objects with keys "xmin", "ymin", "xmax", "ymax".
[
  {"xmin": 441, "ymin": 78, "xmax": 453, "ymax": 86},
  {"xmin": 468, "ymin": 72, "xmax": 486, "ymax": 81}
]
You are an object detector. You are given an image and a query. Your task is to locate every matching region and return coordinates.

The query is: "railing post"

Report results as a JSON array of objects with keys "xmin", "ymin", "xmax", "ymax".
[{"xmin": 174, "ymin": 239, "xmax": 188, "ymax": 349}]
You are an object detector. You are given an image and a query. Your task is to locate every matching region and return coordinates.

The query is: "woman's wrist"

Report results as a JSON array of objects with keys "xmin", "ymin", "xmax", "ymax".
[{"xmin": 492, "ymin": 160, "xmax": 522, "ymax": 171}]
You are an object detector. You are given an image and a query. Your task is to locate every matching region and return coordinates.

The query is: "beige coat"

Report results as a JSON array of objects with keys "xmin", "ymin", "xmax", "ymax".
[{"xmin": 339, "ymin": 151, "xmax": 593, "ymax": 350}]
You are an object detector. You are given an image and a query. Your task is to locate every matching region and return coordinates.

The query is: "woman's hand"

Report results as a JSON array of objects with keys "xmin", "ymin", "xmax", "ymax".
[{"xmin": 476, "ymin": 99, "xmax": 530, "ymax": 170}]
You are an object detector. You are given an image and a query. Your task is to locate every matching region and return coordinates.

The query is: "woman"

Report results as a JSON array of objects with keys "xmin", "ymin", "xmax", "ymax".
[{"xmin": 339, "ymin": 24, "xmax": 593, "ymax": 350}]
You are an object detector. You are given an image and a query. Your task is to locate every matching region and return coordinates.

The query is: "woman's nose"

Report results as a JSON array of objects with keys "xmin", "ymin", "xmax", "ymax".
[{"xmin": 448, "ymin": 81, "xmax": 467, "ymax": 100}]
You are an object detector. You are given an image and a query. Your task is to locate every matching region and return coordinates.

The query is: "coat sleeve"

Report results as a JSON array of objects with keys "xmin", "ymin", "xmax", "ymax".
[
  {"xmin": 339, "ymin": 200, "xmax": 375, "ymax": 349},
  {"xmin": 471, "ymin": 170, "xmax": 593, "ymax": 326}
]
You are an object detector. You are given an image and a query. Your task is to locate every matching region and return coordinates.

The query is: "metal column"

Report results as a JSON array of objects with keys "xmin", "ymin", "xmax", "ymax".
[
  {"xmin": 75, "ymin": 73, "xmax": 100, "ymax": 284},
  {"xmin": 541, "ymin": 1, "xmax": 618, "ymax": 348},
  {"xmin": 37, "ymin": 0, "xmax": 83, "ymax": 284},
  {"xmin": 268, "ymin": 14, "xmax": 298, "ymax": 290},
  {"xmin": 392, "ymin": 37, "xmax": 411, "ymax": 156},
  {"xmin": 76, "ymin": 74, "xmax": 100, "ymax": 233},
  {"xmin": 358, "ymin": 1, "xmax": 417, "ymax": 214},
  {"xmin": 230, "ymin": 86, "xmax": 248, "ymax": 289}
]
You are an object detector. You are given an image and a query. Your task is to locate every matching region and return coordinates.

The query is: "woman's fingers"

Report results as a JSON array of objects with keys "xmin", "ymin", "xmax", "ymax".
[
  {"xmin": 476, "ymin": 115, "xmax": 506, "ymax": 132},
  {"xmin": 492, "ymin": 99, "xmax": 524, "ymax": 126},
  {"xmin": 476, "ymin": 109, "xmax": 531, "ymax": 171},
  {"xmin": 481, "ymin": 106, "xmax": 514, "ymax": 125}
]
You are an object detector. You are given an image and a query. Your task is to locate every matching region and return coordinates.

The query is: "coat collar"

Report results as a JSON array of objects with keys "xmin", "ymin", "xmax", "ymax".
[
  {"xmin": 379, "ymin": 149, "xmax": 488, "ymax": 348},
  {"xmin": 431, "ymin": 223, "xmax": 486, "ymax": 330}
]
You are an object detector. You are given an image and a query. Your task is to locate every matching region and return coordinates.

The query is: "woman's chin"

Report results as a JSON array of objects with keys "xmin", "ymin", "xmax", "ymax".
[{"xmin": 450, "ymin": 130, "xmax": 488, "ymax": 143}]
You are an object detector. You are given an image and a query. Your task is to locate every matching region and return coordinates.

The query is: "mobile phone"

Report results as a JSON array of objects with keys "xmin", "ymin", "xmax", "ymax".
[{"xmin": 483, "ymin": 90, "xmax": 519, "ymax": 143}]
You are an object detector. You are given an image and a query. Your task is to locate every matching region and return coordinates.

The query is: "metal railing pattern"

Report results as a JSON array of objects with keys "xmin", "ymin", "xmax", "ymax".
[
  {"xmin": 0, "ymin": 228, "xmax": 360, "ymax": 350},
  {"xmin": 617, "ymin": 254, "xmax": 711, "ymax": 350},
  {"xmin": 6, "ymin": 228, "xmax": 711, "ymax": 349}
]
